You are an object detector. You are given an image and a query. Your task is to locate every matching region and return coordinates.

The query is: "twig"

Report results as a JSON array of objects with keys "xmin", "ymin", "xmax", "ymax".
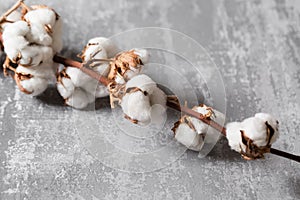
[
  {"xmin": 166, "ymin": 96, "xmax": 226, "ymax": 135},
  {"xmin": 53, "ymin": 55, "xmax": 112, "ymax": 87},
  {"xmin": 270, "ymin": 148, "xmax": 300, "ymax": 163}
]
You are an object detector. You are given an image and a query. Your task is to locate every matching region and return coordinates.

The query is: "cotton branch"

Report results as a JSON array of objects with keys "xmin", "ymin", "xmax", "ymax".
[
  {"xmin": 52, "ymin": 54, "xmax": 300, "ymax": 163},
  {"xmin": 0, "ymin": 30, "xmax": 299, "ymax": 163}
]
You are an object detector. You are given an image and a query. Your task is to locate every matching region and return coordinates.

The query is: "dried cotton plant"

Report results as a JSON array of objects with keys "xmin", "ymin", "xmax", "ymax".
[{"xmin": 0, "ymin": 0, "xmax": 299, "ymax": 163}]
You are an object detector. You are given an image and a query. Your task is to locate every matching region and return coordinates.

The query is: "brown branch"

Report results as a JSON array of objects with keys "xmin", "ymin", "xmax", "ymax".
[
  {"xmin": 53, "ymin": 55, "xmax": 112, "ymax": 87},
  {"xmin": 166, "ymin": 98, "xmax": 226, "ymax": 135}
]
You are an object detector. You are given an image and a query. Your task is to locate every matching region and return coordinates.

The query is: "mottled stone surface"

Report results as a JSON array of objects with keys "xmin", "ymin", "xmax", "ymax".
[{"xmin": 0, "ymin": 0, "xmax": 300, "ymax": 199}]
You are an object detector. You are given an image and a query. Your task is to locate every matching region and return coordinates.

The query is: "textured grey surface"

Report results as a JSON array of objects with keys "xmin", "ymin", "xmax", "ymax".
[{"xmin": 0, "ymin": 0, "xmax": 300, "ymax": 199}]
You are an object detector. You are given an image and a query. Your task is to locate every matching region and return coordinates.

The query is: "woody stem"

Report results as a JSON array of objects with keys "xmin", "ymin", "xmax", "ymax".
[{"xmin": 52, "ymin": 55, "xmax": 112, "ymax": 87}]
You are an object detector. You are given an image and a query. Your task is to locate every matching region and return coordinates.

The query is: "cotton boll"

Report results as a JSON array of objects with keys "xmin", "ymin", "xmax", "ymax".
[
  {"xmin": 65, "ymin": 88, "xmax": 92, "ymax": 109},
  {"xmin": 65, "ymin": 67, "xmax": 92, "ymax": 88},
  {"xmin": 3, "ymin": 37, "xmax": 29, "ymax": 62},
  {"xmin": 174, "ymin": 123, "xmax": 204, "ymax": 151},
  {"xmin": 87, "ymin": 37, "xmax": 119, "ymax": 58},
  {"xmin": 82, "ymin": 43, "xmax": 108, "ymax": 62},
  {"xmin": 255, "ymin": 113, "xmax": 279, "ymax": 143},
  {"xmin": 226, "ymin": 122, "xmax": 243, "ymax": 152},
  {"xmin": 57, "ymin": 77, "xmax": 75, "ymax": 99},
  {"xmin": 40, "ymin": 46, "xmax": 54, "ymax": 61},
  {"xmin": 172, "ymin": 105, "xmax": 224, "ymax": 151},
  {"xmin": 133, "ymin": 48, "xmax": 150, "ymax": 64},
  {"xmin": 189, "ymin": 117, "xmax": 208, "ymax": 136},
  {"xmin": 119, "ymin": 74, "xmax": 167, "ymax": 125},
  {"xmin": 56, "ymin": 66, "xmax": 103, "ymax": 108},
  {"xmin": 18, "ymin": 46, "xmax": 44, "ymax": 66},
  {"xmin": 125, "ymin": 74, "xmax": 156, "ymax": 94},
  {"xmin": 2, "ymin": 21, "xmax": 29, "ymax": 38},
  {"xmin": 240, "ymin": 117, "xmax": 269, "ymax": 147},
  {"xmin": 18, "ymin": 76, "xmax": 48, "ymax": 96},
  {"xmin": 108, "ymin": 50, "xmax": 146, "ymax": 82},
  {"xmin": 225, "ymin": 113, "xmax": 280, "ymax": 160},
  {"xmin": 26, "ymin": 23, "xmax": 53, "ymax": 46},
  {"xmin": 24, "ymin": 8, "xmax": 56, "ymax": 28},
  {"xmin": 121, "ymin": 91, "xmax": 152, "ymax": 125},
  {"xmin": 16, "ymin": 62, "xmax": 55, "ymax": 79}
]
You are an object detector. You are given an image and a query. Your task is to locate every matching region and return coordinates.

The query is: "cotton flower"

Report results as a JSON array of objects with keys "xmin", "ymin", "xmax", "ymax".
[
  {"xmin": 57, "ymin": 37, "xmax": 119, "ymax": 109},
  {"xmin": 108, "ymin": 49, "xmax": 149, "ymax": 84},
  {"xmin": 226, "ymin": 113, "xmax": 279, "ymax": 160},
  {"xmin": 2, "ymin": 7, "xmax": 61, "ymax": 65},
  {"xmin": 81, "ymin": 37, "xmax": 119, "ymax": 60},
  {"xmin": 2, "ymin": 6, "xmax": 63, "ymax": 95},
  {"xmin": 119, "ymin": 74, "xmax": 166, "ymax": 125},
  {"xmin": 172, "ymin": 104, "xmax": 225, "ymax": 151},
  {"xmin": 14, "ymin": 61, "xmax": 56, "ymax": 96},
  {"xmin": 56, "ymin": 65, "xmax": 101, "ymax": 109}
]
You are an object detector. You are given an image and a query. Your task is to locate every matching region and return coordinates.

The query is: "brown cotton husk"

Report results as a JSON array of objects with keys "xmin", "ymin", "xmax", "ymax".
[
  {"xmin": 56, "ymin": 67, "xmax": 70, "ymax": 86},
  {"xmin": 108, "ymin": 50, "xmax": 143, "ymax": 81},
  {"xmin": 124, "ymin": 114, "xmax": 138, "ymax": 124},
  {"xmin": 3, "ymin": 56, "xmax": 18, "ymax": 76},
  {"xmin": 172, "ymin": 104, "xmax": 215, "ymax": 135},
  {"xmin": 14, "ymin": 72, "xmax": 33, "ymax": 94},
  {"xmin": 108, "ymin": 82, "xmax": 126, "ymax": 108},
  {"xmin": 192, "ymin": 104, "xmax": 215, "ymax": 119},
  {"xmin": 172, "ymin": 115, "xmax": 197, "ymax": 135}
]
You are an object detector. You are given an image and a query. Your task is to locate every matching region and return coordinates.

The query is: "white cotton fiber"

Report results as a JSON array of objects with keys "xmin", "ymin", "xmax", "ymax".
[
  {"xmin": 173, "ymin": 104, "xmax": 224, "ymax": 151},
  {"xmin": 19, "ymin": 76, "xmax": 48, "ymax": 96},
  {"xmin": 87, "ymin": 37, "xmax": 119, "ymax": 58},
  {"xmin": 65, "ymin": 88, "xmax": 92, "ymax": 109},
  {"xmin": 226, "ymin": 113, "xmax": 280, "ymax": 159},
  {"xmin": 26, "ymin": 23, "xmax": 53, "ymax": 46},
  {"xmin": 121, "ymin": 91, "xmax": 152, "ymax": 124},
  {"xmin": 24, "ymin": 8, "xmax": 56, "ymax": 27},
  {"xmin": 57, "ymin": 77, "xmax": 75, "ymax": 99},
  {"xmin": 175, "ymin": 123, "xmax": 204, "ymax": 151}
]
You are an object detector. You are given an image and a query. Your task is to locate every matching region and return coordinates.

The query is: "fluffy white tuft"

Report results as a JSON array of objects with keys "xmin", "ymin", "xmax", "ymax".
[
  {"xmin": 120, "ymin": 74, "xmax": 167, "ymax": 125},
  {"xmin": 19, "ymin": 76, "xmax": 48, "ymax": 96},
  {"xmin": 65, "ymin": 88, "xmax": 93, "ymax": 109},
  {"xmin": 175, "ymin": 123, "xmax": 204, "ymax": 151},
  {"xmin": 87, "ymin": 37, "xmax": 119, "ymax": 58},
  {"xmin": 174, "ymin": 105, "xmax": 225, "ymax": 151},
  {"xmin": 226, "ymin": 113, "xmax": 280, "ymax": 154},
  {"xmin": 121, "ymin": 91, "xmax": 152, "ymax": 124}
]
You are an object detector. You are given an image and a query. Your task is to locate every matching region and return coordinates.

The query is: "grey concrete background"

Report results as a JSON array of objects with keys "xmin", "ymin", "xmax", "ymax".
[{"xmin": 0, "ymin": 0, "xmax": 300, "ymax": 199}]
